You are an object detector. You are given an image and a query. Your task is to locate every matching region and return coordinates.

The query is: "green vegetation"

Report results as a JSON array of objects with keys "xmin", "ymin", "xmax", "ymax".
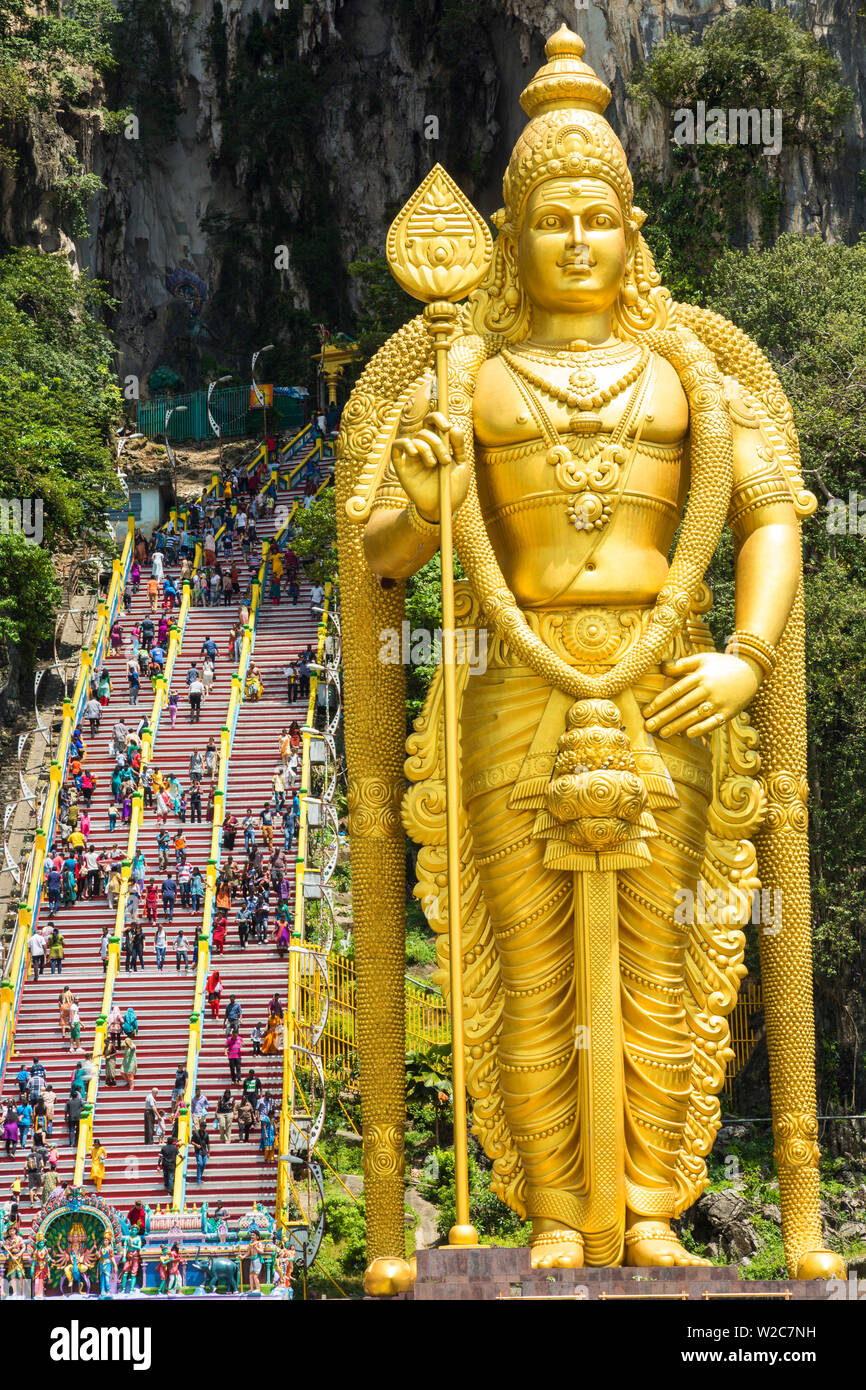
[
  {"xmin": 0, "ymin": 0, "xmax": 120, "ymax": 167},
  {"xmin": 307, "ymin": 1191, "xmax": 367, "ymax": 1297},
  {"xmin": 348, "ymin": 251, "xmax": 418, "ymax": 370},
  {"xmin": 405, "ymin": 928, "xmax": 437, "ymax": 968},
  {"xmin": 54, "ymin": 159, "xmax": 105, "ymax": 239},
  {"xmin": 0, "ymin": 248, "xmax": 123, "ymax": 672},
  {"xmin": 289, "ymin": 488, "xmax": 337, "ymax": 586},
  {"xmin": 420, "ymin": 1146, "xmax": 530, "ymax": 1246},
  {"xmin": 0, "ymin": 534, "xmax": 60, "ymax": 673},
  {"xmin": 0, "ymin": 0, "xmax": 122, "ymax": 237},
  {"xmin": 629, "ymin": 7, "xmax": 852, "ymax": 298},
  {"xmin": 685, "ymin": 1127, "xmax": 866, "ymax": 1277},
  {"xmin": 404, "ymin": 551, "xmax": 465, "ymax": 726}
]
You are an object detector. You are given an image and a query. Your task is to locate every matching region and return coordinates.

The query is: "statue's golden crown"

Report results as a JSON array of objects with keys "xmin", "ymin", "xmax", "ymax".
[{"xmin": 500, "ymin": 25, "xmax": 636, "ymax": 229}]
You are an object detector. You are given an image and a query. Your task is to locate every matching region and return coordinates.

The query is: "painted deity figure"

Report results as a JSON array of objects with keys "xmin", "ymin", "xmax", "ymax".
[
  {"xmin": 271, "ymin": 1238, "xmax": 295, "ymax": 1298},
  {"xmin": 167, "ymin": 1245, "xmax": 184, "ymax": 1293},
  {"xmin": 158, "ymin": 1243, "xmax": 183, "ymax": 1294},
  {"xmin": 31, "ymin": 1238, "xmax": 51, "ymax": 1299},
  {"xmin": 2, "ymin": 1228, "xmax": 28, "ymax": 1298},
  {"xmin": 120, "ymin": 1232, "xmax": 143, "ymax": 1293},
  {"xmin": 338, "ymin": 27, "xmax": 844, "ymax": 1281},
  {"xmin": 98, "ymin": 1235, "xmax": 117, "ymax": 1299},
  {"xmin": 57, "ymin": 1221, "xmax": 95, "ymax": 1295}
]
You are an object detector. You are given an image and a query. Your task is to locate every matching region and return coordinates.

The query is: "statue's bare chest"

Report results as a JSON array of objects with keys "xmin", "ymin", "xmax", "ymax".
[
  {"xmin": 472, "ymin": 346, "xmax": 689, "ymax": 451},
  {"xmin": 471, "ymin": 348, "xmax": 689, "ymax": 528}
]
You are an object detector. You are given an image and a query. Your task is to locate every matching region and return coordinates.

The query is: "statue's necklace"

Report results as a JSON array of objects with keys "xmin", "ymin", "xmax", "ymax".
[
  {"xmin": 502, "ymin": 342, "xmax": 649, "ymax": 422},
  {"xmin": 500, "ymin": 348, "xmax": 651, "ymax": 531}
]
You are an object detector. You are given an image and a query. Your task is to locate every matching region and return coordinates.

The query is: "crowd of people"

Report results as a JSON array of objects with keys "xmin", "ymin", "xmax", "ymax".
[
  {"xmin": 211, "ymin": 720, "xmax": 313, "ymax": 956},
  {"xmin": 3, "ymin": 440, "xmax": 332, "ymax": 1243},
  {"xmin": 137, "ymin": 990, "xmax": 286, "ymax": 1191},
  {"xmin": 39, "ymin": 697, "xmax": 224, "ymax": 984},
  {"xmin": 2, "ymin": 1054, "xmax": 92, "ymax": 1212}
]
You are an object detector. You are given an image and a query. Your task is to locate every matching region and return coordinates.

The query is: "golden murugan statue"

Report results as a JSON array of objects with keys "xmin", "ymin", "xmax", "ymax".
[{"xmin": 336, "ymin": 27, "xmax": 844, "ymax": 1286}]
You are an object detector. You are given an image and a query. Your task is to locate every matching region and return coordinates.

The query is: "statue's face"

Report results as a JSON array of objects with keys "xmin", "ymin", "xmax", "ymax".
[{"xmin": 517, "ymin": 176, "xmax": 629, "ymax": 317}]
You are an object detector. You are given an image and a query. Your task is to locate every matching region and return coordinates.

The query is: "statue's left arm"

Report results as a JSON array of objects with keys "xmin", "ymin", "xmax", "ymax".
[{"xmin": 644, "ymin": 386, "xmax": 801, "ymax": 739}]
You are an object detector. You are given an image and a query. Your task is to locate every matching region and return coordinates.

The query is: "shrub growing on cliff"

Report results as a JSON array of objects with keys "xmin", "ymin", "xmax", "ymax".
[
  {"xmin": 629, "ymin": 8, "xmax": 853, "ymax": 296},
  {"xmin": 0, "ymin": 247, "xmax": 122, "ymax": 673}
]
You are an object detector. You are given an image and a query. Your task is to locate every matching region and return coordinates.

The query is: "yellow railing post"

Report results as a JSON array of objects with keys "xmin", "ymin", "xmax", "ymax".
[{"xmin": 277, "ymin": 947, "xmax": 297, "ymax": 1231}]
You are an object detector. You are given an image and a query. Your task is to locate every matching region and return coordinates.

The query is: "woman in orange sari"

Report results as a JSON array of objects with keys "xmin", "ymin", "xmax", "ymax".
[
  {"xmin": 215, "ymin": 877, "xmax": 231, "ymax": 914},
  {"xmin": 261, "ymin": 1016, "xmax": 283, "ymax": 1055}
]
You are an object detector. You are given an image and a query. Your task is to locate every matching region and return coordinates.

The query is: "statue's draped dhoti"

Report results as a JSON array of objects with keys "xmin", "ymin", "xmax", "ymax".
[{"xmin": 459, "ymin": 609, "xmax": 712, "ymax": 1246}]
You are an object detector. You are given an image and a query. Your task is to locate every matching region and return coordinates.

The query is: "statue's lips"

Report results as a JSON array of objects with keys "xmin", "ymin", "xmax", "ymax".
[{"xmin": 558, "ymin": 260, "xmax": 593, "ymax": 275}]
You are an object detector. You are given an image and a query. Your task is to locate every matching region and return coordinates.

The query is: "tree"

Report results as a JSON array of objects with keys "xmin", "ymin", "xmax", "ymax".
[
  {"xmin": 0, "ymin": 248, "xmax": 123, "ymax": 548},
  {"xmin": 289, "ymin": 488, "xmax": 337, "ymax": 585},
  {"xmin": 405, "ymin": 1044, "xmax": 452, "ymax": 1146},
  {"xmin": 0, "ymin": 533, "xmax": 60, "ymax": 671},
  {"xmin": 629, "ymin": 9, "xmax": 852, "ymax": 299},
  {"xmin": 0, "ymin": 247, "xmax": 123, "ymax": 680},
  {"xmin": 347, "ymin": 251, "xmax": 417, "ymax": 371}
]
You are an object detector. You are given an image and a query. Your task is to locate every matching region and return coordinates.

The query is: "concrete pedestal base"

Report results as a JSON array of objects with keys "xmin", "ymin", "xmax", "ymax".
[{"xmin": 395, "ymin": 1246, "xmax": 840, "ymax": 1300}]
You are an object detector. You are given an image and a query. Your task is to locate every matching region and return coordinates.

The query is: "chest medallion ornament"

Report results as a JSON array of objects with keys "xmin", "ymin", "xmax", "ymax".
[{"xmin": 500, "ymin": 341, "xmax": 651, "ymax": 530}]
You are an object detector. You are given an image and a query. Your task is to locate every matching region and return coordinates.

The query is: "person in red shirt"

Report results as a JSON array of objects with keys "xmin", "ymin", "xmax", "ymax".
[
  {"xmin": 206, "ymin": 970, "xmax": 222, "ymax": 1019},
  {"xmin": 127, "ymin": 1200, "xmax": 146, "ymax": 1235}
]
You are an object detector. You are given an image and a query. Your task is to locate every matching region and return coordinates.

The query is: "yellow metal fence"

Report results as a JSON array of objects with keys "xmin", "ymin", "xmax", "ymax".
[
  {"xmin": 295, "ymin": 953, "xmax": 449, "ymax": 1080},
  {"xmin": 723, "ymin": 978, "xmax": 763, "ymax": 1097}
]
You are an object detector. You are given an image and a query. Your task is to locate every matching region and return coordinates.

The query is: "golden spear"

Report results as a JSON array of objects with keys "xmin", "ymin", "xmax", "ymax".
[{"xmin": 386, "ymin": 164, "xmax": 492, "ymax": 1245}]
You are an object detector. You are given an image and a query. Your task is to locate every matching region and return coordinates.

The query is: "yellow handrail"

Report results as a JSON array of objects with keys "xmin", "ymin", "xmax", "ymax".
[
  {"xmin": 292, "ymin": 952, "xmax": 764, "ymax": 1088},
  {"xmin": 276, "ymin": 575, "xmax": 331, "ymax": 1229},
  {"xmin": 291, "ymin": 952, "xmax": 451, "ymax": 1081},
  {"xmin": 0, "ymin": 520, "xmax": 134, "ymax": 1083},
  {"xmin": 275, "ymin": 945, "xmax": 297, "ymax": 1229},
  {"xmin": 74, "ymin": 541, "xmax": 203, "ymax": 1184}
]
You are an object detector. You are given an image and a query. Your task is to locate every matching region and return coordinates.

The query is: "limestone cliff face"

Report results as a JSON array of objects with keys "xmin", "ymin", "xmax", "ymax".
[{"xmin": 7, "ymin": 0, "xmax": 866, "ymax": 384}]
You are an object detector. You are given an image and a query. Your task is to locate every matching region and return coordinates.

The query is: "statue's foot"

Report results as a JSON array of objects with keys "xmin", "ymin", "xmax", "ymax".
[
  {"xmin": 624, "ymin": 1221, "xmax": 710, "ymax": 1267},
  {"xmin": 363, "ymin": 1257, "xmax": 414, "ymax": 1297},
  {"xmin": 796, "ymin": 1249, "xmax": 846, "ymax": 1280},
  {"xmin": 530, "ymin": 1227, "xmax": 584, "ymax": 1269}
]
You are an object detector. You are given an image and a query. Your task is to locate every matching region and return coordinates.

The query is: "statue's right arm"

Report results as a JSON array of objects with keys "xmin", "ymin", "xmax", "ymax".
[
  {"xmin": 363, "ymin": 502, "xmax": 440, "ymax": 583},
  {"xmin": 363, "ymin": 376, "xmax": 468, "ymax": 583}
]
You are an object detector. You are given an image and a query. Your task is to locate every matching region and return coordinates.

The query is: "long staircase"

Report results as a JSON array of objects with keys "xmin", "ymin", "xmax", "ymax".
[
  {"xmin": 0, "ymin": 545, "xmax": 195, "ymax": 1222},
  {"xmin": 189, "ymin": 465, "xmax": 319, "ymax": 1218},
  {"xmin": 84, "ymin": 578, "xmax": 241, "ymax": 1215},
  {"xmin": 2, "ymin": 438, "xmax": 329, "ymax": 1237}
]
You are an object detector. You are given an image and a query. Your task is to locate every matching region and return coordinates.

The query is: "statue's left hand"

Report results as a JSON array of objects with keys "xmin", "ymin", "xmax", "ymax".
[{"xmin": 643, "ymin": 653, "xmax": 760, "ymax": 739}]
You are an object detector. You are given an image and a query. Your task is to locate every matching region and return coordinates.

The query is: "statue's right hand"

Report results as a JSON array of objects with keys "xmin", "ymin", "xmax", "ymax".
[{"xmin": 391, "ymin": 412, "xmax": 469, "ymax": 524}]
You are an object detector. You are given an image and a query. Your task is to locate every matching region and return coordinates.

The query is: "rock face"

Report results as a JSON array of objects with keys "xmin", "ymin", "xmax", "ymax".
[
  {"xmin": 683, "ymin": 1189, "xmax": 762, "ymax": 1261},
  {"xmin": 4, "ymin": 0, "xmax": 866, "ymax": 382}
]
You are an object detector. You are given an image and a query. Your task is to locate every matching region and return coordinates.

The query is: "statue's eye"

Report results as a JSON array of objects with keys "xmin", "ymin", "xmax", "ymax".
[
  {"xmin": 538, "ymin": 215, "xmax": 561, "ymax": 229},
  {"xmin": 591, "ymin": 214, "xmax": 613, "ymax": 228}
]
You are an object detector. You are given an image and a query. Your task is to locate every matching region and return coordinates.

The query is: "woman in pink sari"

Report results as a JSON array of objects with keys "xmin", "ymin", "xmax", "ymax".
[{"xmin": 273, "ymin": 918, "xmax": 292, "ymax": 958}]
